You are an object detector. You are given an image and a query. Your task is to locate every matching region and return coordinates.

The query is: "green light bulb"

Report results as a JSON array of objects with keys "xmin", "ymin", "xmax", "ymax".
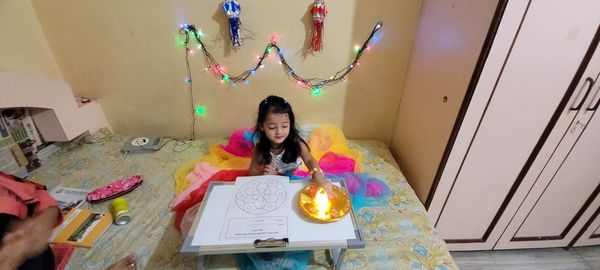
[
  {"xmin": 195, "ymin": 105, "xmax": 206, "ymax": 116},
  {"xmin": 223, "ymin": 75, "xmax": 230, "ymax": 82},
  {"xmin": 175, "ymin": 36, "xmax": 186, "ymax": 47},
  {"xmin": 311, "ymin": 88, "xmax": 322, "ymax": 96}
]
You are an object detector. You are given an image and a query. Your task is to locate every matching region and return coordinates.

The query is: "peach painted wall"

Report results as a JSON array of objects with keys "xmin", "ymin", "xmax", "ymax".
[
  {"xmin": 0, "ymin": 0, "xmax": 62, "ymax": 79},
  {"xmin": 29, "ymin": 0, "xmax": 421, "ymax": 142}
]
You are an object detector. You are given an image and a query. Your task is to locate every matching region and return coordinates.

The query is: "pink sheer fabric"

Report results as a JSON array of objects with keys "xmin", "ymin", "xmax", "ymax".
[
  {"xmin": 294, "ymin": 151, "xmax": 356, "ymax": 177},
  {"xmin": 184, "ymin": 162, "xmax": 220, "ymax": 184},
  {"xmin": 220, "ymin": 129, "xmax": 254, "ymax": 157}
]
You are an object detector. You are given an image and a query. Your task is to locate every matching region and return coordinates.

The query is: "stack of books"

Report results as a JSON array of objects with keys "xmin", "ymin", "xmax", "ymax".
[{"xmin": 0, "ymin": 108, "xmax": 60, "ymax": 176}]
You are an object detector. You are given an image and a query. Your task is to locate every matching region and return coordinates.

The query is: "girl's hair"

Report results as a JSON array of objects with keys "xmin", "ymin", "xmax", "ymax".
[{"xmin": 255, "ymin": 95, "xmax": 307, "ymax": 164}]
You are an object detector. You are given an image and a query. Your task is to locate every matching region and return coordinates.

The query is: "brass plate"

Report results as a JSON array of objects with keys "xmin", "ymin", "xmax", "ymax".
[{"xmin": 298, "ymin": 183, "xmax": 351, "ymax": 222}]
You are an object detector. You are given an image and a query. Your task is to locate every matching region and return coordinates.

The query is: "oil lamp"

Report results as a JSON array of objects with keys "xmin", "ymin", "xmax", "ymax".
[{"xmin": 298, "ymin": 183, "xmax": 351, "ymax": 222}]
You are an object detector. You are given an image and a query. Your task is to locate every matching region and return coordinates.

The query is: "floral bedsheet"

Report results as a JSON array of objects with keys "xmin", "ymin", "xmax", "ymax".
[{"xmin": 29, "ymin": 135, "xmax": 457, "ymax": 270}]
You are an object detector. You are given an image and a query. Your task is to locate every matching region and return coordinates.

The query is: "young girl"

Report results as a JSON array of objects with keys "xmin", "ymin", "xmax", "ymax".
[{"xmin": 249, "ymin": 95, "xmax": 332, "ymax": 193}]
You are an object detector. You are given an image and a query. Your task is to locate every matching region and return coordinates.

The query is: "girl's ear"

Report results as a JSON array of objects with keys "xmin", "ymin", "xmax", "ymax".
[{"xmin": 258, "ymin": 124, "xmax": 264, "ymax": 132}]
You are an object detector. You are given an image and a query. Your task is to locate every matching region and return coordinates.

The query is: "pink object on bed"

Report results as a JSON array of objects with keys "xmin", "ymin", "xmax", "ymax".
[
  {"xmin": 365, "ymin": 179, "xmax": 386, "ymax": 197},
  {"xmin": 294, "ymin": 151, "xmax": 356, "ymax": 177},
  {"xmin": 320, "ymin": 151, "xmax": 355, "ymax": 173},
  {"xmin": 170, "ymin": 177, "xmax": 205, "ymax": 209},
  {"xmin": 344, "ymin": 174, "xmax": 361, "ymax": 194},
  {"xmin": 220, "ymin": 129, "xmax": 255, "ymax": 157},
  {"xmin": 185, "ymin": 162, "xmax": 220, "ymax": 184},
  {"xmin": 86, "ymin": 175, "xmax": 143, "ymax": 203},
  {"xmin": 343, "ymin": 173, "xmax": 387, "ymax": 198}
]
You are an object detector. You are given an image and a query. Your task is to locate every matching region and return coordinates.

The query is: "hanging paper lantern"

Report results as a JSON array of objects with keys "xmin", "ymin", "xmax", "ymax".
[
  {"xmin": 310, "ymin": 0, "xmax": 327, "ymax": 52},
  {"xmin": 223, "ymin": 0, "xmax": 242, "ymax": 49}
]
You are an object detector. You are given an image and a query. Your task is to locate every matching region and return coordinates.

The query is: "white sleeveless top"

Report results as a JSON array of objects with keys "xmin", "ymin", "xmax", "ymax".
[{"xmin": 270, "ymin": 149, "xmax": 303, "ymax": 174}]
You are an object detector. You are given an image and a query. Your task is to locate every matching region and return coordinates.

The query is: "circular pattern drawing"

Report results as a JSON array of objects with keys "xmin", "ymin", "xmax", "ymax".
[{"xmin": 235, "ymin": 179, "xmax": 287, "ymax": 215}]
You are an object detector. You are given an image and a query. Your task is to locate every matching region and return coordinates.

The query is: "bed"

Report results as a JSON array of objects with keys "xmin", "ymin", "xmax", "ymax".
[{"xmin": 29, "ymin": 133, "xmax": 457, "ymax": 270}]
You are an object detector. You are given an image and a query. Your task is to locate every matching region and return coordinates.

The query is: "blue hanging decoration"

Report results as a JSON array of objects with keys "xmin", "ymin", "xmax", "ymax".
[{"xmin": 223, "ymin": 0, "xmax": 242, "ymax": 49}]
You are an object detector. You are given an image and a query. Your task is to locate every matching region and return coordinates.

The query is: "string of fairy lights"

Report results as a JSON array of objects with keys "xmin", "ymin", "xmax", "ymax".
[
  {"xmin": 177, "ymin": 22, "xmax": 382, "ymax": 139},
  {"xmin": 178, "ymin": 21, "xmax": 383, "ymax": 95}
]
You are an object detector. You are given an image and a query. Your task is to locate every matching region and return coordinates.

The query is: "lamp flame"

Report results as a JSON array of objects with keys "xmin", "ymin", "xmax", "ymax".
[{"xmin": 314, "ymin": 187, "xmax": 331, "ymax": 219}]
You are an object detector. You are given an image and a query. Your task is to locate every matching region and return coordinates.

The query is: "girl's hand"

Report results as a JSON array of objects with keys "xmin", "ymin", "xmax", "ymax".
[
  {"xmin": 262, "ymin": 164, "xmax": 278, "ymax": 175},
  {"xmin": 314, "ymin": 175, "xmax": 334, "ymax": 198}
]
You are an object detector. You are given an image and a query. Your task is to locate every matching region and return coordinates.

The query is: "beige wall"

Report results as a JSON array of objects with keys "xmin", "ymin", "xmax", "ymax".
[
  {"xmin": 29, "ymin": 0, "xmax": 420, "ymax": 142},
  {"xmin": 391, "ymin": 0, "xmax": 498, "ymax": 202},
  {"xmin": 0, "ymin": 0, "xmax": 62, "ymax": 79}
]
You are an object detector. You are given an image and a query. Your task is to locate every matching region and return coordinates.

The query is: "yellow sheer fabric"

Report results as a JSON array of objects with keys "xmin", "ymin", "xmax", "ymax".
[
  {"xmin": 307, "ymin": 124, "xmax": 363, "ymax": 172},
  {"xmin": 173, "ymin": 124, "xmax": 362, "ymax": 195}
]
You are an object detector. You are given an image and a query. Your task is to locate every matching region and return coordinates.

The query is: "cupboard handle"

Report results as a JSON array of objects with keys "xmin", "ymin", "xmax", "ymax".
[
  {"xmin": 588, "ymin": 95, "xmax": 600, "ymax": 111},
  {"xmin": 570, "ymin": 77, "xmax": 594, "ymax": 111},
  {"xmin": 587, "ymin": 73, "xmax": 600, "ymax": 111}
]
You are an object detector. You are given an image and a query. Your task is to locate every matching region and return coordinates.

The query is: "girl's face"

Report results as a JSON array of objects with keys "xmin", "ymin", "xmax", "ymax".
[{"xmin": 260, "ymin": 112, "xmax": 290, "ymax": 146}]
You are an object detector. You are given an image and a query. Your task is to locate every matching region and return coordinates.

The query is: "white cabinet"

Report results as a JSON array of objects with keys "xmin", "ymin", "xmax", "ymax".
[
  {"xmin": 426, "ymin": 0, "xmax": 600, "ymax": 250},
  {"xmin": 493, "ymin": 48, "xmax": 600, "ymax": 249},
  {"xmin": 574, "ymin": 205, "xmax": 600, "ymax": 247}
]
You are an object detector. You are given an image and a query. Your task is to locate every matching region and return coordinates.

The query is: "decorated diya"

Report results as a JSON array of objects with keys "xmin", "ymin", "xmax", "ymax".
[{"xmin": 298, "ymin": 183, "xmax": 351, "ymax": 222}]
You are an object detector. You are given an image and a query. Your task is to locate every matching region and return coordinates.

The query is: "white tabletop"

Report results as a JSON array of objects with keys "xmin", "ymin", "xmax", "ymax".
[{"xmin": 181, "ymin": 177, "xmax": 364, "ymax": 255}]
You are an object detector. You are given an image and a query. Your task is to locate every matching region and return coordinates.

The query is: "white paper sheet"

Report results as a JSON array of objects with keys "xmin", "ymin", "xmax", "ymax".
[
  {"xmin": 220, "ymin": 176, "xmax": 290, "ymax": 240},
  {"xmin": 222, "ymin": 216, "xmax": 288, "ymax": 239}
]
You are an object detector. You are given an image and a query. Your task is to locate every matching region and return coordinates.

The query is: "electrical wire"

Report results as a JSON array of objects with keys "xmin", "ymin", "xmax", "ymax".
[
  {"xmin": 179, "ymin": 21, "xmax": 383, "ymax": 92},
  {"xmin": 158, "ymin": 138, "xmax": 192, "ymax": 153},
  {"xmin": 184, "ymin": 44, "xmax": 197, "ymax": 140},
  {"xmin": 132, "ymin": 137, "xmax": 192, "ymax": 153},
  {"xmin": 179, "ymin": 21, "xmax": 382, "ymax": 140}
]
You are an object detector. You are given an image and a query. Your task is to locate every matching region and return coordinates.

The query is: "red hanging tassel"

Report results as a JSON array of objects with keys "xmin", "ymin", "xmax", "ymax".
[{"xmin": 310, "ymin": 0, "xmax": 327, "ymax": 52}]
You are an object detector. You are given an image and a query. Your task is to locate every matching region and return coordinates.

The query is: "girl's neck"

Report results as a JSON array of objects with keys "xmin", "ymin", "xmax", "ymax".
[
  {"xmin": 270, "ymin": 142, "xmax": 283, "ymax": 149},
  {"xmin": 270, "ymin": 143, "xmax": 284, "ymax": 154}
]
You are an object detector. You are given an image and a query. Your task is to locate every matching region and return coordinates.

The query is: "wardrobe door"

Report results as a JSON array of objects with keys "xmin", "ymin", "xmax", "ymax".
[
  {"xmin": 430, "ymin": 0, "xmax": 600, "ymax": 250},
  {"xmin": 573, "ymin": 194, "xmax": 600, "ymax": 247},
  {"xmin": 494, "ymin": 85, "xmax": 600, "ymax": 249},
  {"xmin": 573, "ymin": 40, "xmax": 600, "ymax": 248}
]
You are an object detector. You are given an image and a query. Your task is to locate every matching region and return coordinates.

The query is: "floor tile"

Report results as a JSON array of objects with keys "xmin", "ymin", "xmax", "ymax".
[
  {"xmin": 491, "ymin": 248, "xmax": 591, "ymax": 270},
  {"xmin": 575, "ymin": 246, "xmax": 600, "ymax": 270},
  {"xmin": 451, "ymin": 248, "xmax": 596, "ymax": 270},
  {"xmin": 451, "ymin": 251, "xmax": 499, "ymax": 270}
]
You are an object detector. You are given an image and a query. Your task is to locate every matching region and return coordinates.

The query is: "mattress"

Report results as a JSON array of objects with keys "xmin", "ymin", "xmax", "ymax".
[{"xmin": 29, "ymin": 134, "xmax": 457, "ymax": 269}]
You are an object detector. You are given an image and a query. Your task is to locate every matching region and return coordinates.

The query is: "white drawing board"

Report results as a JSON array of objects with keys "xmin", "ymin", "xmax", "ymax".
[{"xmin": 189, "ymin": 176, "xmax": 358, "ymax": 251}]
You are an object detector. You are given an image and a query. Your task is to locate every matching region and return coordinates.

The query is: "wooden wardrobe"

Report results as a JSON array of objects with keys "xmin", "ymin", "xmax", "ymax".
[{"xmin": 392, "ymin": 0, "xmax": 600, "ymax": 250}]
